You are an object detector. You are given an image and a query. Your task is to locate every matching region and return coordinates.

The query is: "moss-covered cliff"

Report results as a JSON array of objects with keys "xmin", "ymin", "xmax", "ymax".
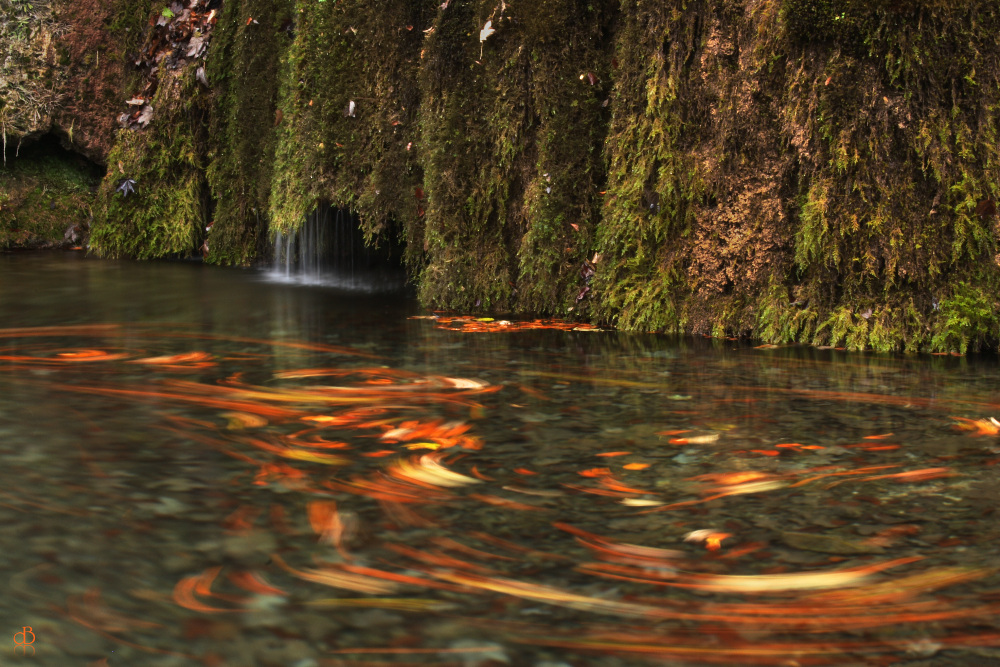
[
  {"xmin": 594, "ymin": 0, "xmax": 1000, "ymax": 354},
  {"xmin": 4, "ymin": 0, "xmax": 1000, "ymax": 352},
  {"xmin": 0, "ymin": 0, "xmax": 150, "ymax": 247}
]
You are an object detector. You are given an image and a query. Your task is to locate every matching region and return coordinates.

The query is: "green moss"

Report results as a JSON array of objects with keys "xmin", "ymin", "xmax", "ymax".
[
  {"xmin": 778, "ymin": 1, "xmax": 1000, "ymax": 352},
  {"xmin": 513, "ymin": 0, "xmax": 612, "ymax": 314},
  {"xmin": 269, "ymin": 0, "xmax": 428, "ymax": 270},
  {"xmin": 90, "ymin": 65, "xmax": 210, "ymax": 259},
  {"xmin": 103, "ymin": 0, "xmax": 153, "ymax": 81},
  {"xmin": 79, "ymin": 0, "xmax": 1000, "ymax": 354},
  {"xmin": 594, "ymin": 2, "xmax": 726, "ymax": 333},
  {"xmin": 205, "ymin": 0, "xmax": 292, "ymax": 265},
  {"xmin": 0, "ymin": 141, "xmax": 98, "ymax": 249},
  {"xmin": 930, "ymin": 282, "xmax": 1000, "ymax": 354},
  {"xmin": 781, "ymin": 0, "xmax": 861, "ymax": 46},
  {"xmin": 589, "ymin": 0, "xmax": 1000, "ymax": 353},
  {"xmin": 415, "ymin": 0, "xmax": 617, "ymax": 312},
  {"xmin": 415, "ymin": 0, "xmax": 517, "ymax": 310}
]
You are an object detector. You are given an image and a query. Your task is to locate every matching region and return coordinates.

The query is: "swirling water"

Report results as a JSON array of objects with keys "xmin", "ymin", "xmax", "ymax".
[{"xmin": 2, "ymin": 251, "xmax": 1000, "ymax": 667}]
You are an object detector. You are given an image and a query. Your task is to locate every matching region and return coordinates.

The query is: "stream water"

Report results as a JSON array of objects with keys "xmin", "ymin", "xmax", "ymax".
[{"xmin": 2, "ymin": 251, "xmax": 1000, "ymax": 667}]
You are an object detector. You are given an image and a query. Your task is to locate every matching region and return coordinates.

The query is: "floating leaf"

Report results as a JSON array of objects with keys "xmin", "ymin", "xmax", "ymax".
[
  {"xmin": 668, "ymin": 433, "xmax": 719, "ymax": 445},
  {"xmin": 306, "ymin": 597, "xmax": 455, "ymax": 611},
  {"xmin": 272, "ymin": 554, "xmax": 397, "ymax": 594},
  {"xmin": 227, "ymin": 571, "xmax": 287, "ymax": 597},
  {"xmin": 685, "ymin": 557, "xmax": 921, "ymax": 592},
  {"xmin": 683, "ymin": 530, "xmax": 731, "ymax": 551},
  {"xmin": 952, "ymin": 416, "xmax": 1000, "ymax": 436},
  {"xmin": 390, "ymin": 453, "xmax": 480, "ymax": 488}
]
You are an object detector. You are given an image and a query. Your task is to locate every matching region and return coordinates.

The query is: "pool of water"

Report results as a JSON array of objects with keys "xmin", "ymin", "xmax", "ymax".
[{"xmin": 2, "ymin": 251, "xmax": 1000, "ymax": 667}]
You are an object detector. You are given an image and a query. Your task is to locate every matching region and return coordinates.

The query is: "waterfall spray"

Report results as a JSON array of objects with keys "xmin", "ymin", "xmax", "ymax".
[{"xmin": 268, "ymin": 204, "xmax": 405, "ymax": 292}]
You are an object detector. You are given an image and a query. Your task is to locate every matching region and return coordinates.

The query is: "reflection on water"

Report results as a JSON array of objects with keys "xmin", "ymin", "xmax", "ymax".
[{"xmin": 2, "ymin": 252, "xmax": 1000, "ymax": 666}]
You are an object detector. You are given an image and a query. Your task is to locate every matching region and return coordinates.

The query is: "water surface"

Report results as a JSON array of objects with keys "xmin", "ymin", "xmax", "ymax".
[{"xmin": 2, "ymin": 251, "xmax": 999, "ymax": 667}]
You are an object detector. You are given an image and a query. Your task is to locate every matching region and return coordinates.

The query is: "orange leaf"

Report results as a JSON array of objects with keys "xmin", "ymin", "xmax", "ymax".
[
  {"xmin": 227, "ymin": 571, "xmax": 287, "ymax": 596},
  {"xmin": 172, "ymin": 569, "xmax": 233, "ymax": 613},
  {"xmin": 862, "ymin": 467, "xmax": 953, "ymax": 483}
]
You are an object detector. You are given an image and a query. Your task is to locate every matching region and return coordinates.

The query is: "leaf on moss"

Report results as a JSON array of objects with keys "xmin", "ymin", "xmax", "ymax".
[
  {"xmin": 479, "ymin": 20, "xmax": 495, "ymax": 43},
  {"xmin": 136, "ymin": 106, "xmax": 154, "ymax": 128},
  {"xmin": 116, "ymin": 179, "xmax": 138, "ymax": 198},
  {"xmin": 187, "ymin": 33, "xmax": 206, "ymax": 58}
]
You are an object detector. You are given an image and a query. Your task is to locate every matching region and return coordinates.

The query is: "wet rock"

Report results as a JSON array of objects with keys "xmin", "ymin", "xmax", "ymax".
[
  {"xmin": 532, "ymin": 457, "xmax": 566, "ymax": 466},
  {"xmin": 52, "ymin": 624, "xmax": 107, "ymax": 657},
  {"xmin": 250, "ymin": 637, "xmax": 316, "ymax": 667},
  {"xmin": 151, "ymin": 496, "xmax": 189, "ymax": 516},
  {"xmin": 298, "ymin": 613, "xmax": 343, "ymax": 642},
  {"xmin": 520, "ymin": 412, "xmax": 555, "ymax": 423},
  {"xmin": 341, "ymin": 608, "xmax": 404, "ymax": 629},
  {"xmin": 146, "ymin": 654, "xmax": 200, "ymax": 667},
  {"xmin": 222, "ymin": 531, "xmax": 277, "ymax": 562},
  {"xmin": 449, "ymin": 638, "xmax": 510, "ymax": 666},
  {"xmin": 163, "ymin": 552, "xmax": 197, "ymax": 573},
  {"xmin": 780, "ymin": 531, "xmax": 884, "ymax": 555}
]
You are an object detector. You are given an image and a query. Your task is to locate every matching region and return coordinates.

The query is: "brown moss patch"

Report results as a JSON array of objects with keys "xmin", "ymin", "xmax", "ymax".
[{"xmin": 49, "ymin": 0, "xmax": 153, "ymax": 162}]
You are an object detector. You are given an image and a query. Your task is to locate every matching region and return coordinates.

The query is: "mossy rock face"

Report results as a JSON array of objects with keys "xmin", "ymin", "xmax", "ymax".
[
  {"xmin": 38, "ymin": 0, "xmax": 1000, "ymax": 353},
  {"xmin": 596, "ymin": 1, "xmax": 793, "ymax": 335},
  {"xmin": 0, "ymin": 0, "xmax": 64, "ymax": 144},
  {"xmin": 50, "ymin": 0, "xmax": 153, "ymax": 162},
  {"xmin": 417, "ymin": 0, "xmax": 615, "ymax": 314},
  {"xmin": 266, "ymin": 0, "xmax": 428, "ymax": 269},
  {"xmin": 0, "ymin": 0, "xmax": 142, "ymax": 250},
  {"xmin": 90, "ymin": 66, "xmax": 210, "ymax": 259},
  {"xmin": 0, "ymin": 138, "xmax": 100, "ymax": 249},
  {"xmin": 593, "ymin": 0, "xmax": 1000, "ymax": 353},
  {"xmin": 204, "ymin": 0, "xmax": 293, "ymax": 266},
  {"xmin": 781, "ymin": 0, "xmax": 860, "ymax": 45},
  {"xmin": 0, "ymin": 0, "xmax": 150, "ymax": 161}
]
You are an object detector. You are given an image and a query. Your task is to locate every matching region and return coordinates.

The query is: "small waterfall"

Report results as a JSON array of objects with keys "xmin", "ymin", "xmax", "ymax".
[{"xmin": 268, "ymin": 204, "xmax": 405, "ymax": 292}]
